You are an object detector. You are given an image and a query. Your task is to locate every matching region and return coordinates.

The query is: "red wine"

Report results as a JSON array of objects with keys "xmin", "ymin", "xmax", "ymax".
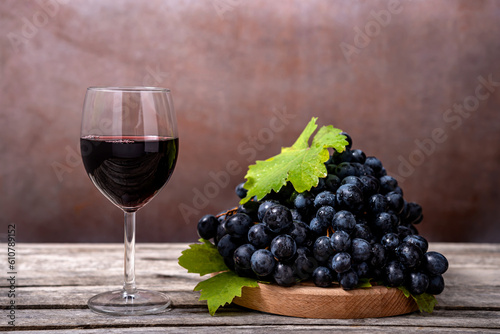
[{"xmin": 81, "ymin": 136, "xmax": 178, "ymax": 211}]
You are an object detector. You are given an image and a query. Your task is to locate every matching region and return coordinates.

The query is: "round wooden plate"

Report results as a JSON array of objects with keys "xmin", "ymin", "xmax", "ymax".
[{"xmin": 232, "ymin": 282, "xmax": 418, "ymax": 319}]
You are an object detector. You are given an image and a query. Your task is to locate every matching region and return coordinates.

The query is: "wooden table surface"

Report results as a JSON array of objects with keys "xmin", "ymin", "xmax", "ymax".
[{"xmin": 1, "ymin": 242, "xmax": 499, "ymax": 333}]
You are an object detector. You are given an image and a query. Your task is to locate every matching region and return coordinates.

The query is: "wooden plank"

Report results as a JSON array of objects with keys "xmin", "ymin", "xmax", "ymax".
[
  {"xmin": 233, "ymin": 284, "xmax": 418, "ymax": 319},
  {"xmin": 9, "ymin": 325, "xmax": 500, "ymax": 334},
  {"xmin": 1, "ymin": 242, "xmax": 499, "ymax": 332},
  {"xmin": 11, "ymin": 243, "xmax": 500, "ymax": 278},
  {"xmin": 5, "ymin": 283, "xmax": 500, "ymax": 310},
  {"xmin": 1, "ymin": 309, "xmax": 500, "ymax": 331},
  {"xmin": 1, "ymin": 242, "xmax": 499, "ymax": 311},
  {"xmin": 7, "ymin": 243, "xmax": 500, "ymax": 288},
  {"xmin": 9, "ymin": 287, "xmax": 204, "ymax": 308}
]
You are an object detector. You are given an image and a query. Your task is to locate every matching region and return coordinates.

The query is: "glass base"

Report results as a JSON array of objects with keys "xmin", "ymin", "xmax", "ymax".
[{"xmin": 88, "ymin": 289, "xmax": 172, "ymax": 316}]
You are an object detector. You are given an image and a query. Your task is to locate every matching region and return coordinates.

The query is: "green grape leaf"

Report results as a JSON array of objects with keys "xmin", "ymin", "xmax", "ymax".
[
  {"xmin": 398, "ymin": 285, "xmax": 411, "ymax": 298},
  {"xmin": 398, "ymin": 286, "xmax": 438, "ymax": 313},
  {"xmin": 178, "ymin": 239, "xmax": 229, "ymax": 276},
  {"xmin": 356, "ymin": 278, "xmax": 373, "ymax": 289},
  {"xmin": 413, "ymin": 292, "xmax": 438, "ymax": 313},
  {"xmin": 240, "ymin": 117, "xmax": 348, "ymax": 204},
  {"xmin": 194, "ymin": 271, "xmax": 259, "ymax": 316}
]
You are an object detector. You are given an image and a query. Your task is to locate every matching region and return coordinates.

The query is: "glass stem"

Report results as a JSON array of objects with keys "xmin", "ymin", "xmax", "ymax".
[{"xmin": 123, "ymin": 211, "xmax": 137, "ymax": 296}]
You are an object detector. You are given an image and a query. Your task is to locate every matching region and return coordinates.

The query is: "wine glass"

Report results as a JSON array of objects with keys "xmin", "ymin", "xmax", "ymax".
[{"xmin": 80, "ymin": 87, "xmax": 179, "ymax": 315}]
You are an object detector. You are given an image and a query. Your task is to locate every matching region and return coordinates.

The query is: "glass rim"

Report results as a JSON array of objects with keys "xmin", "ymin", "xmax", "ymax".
[{"xmin": 87, "ymin": 86, "xmax": 170, "ymax": 93}]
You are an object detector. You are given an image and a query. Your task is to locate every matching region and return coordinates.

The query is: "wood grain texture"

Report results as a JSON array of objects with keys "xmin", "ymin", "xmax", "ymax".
[
  {"xmin": 1, "ymin": 242, "xmax": 499, "ymax": 333},
  {"xmin": 233, "ymin": 284, "xmax": 418, "ymax": 319}
]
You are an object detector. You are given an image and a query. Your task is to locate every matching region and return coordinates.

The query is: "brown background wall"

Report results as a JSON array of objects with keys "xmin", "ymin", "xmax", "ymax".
[{"xmin": 1, "ymin": 0, "xmax": 499, "ymax": 243}]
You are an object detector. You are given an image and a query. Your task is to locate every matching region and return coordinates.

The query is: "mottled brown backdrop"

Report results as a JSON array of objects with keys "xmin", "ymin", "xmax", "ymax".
[{"xmin": 1, "ymin": 0, "xmax": 499, "ymax": 243}]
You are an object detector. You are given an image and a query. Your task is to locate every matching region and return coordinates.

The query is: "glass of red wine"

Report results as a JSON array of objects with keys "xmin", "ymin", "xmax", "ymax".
[{"xmin": 80, "ymin": 87, "xmax": 179, "ymax": 315}]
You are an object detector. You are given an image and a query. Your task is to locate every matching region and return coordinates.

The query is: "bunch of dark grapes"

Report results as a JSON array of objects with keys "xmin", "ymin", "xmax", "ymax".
[{"xmin": 197, "ymin": 133, "xmax": 448, "ymax": 295}]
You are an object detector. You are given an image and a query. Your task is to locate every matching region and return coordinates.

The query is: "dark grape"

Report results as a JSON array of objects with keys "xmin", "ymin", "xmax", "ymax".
[
  {"xmin": 340, "ymin": 176, "xmax": 363, "ymax": 189},
  {"xmin": 233, "ymin": 244, "xmax": 256, "ymax": 270},
  {"xmin": 413, "ymin": 214, "xmax": 424, "ymax": 225},
  {"xmin": 326, "ymin": 163, "xmax": 337, "ymax": 174},
  {"xmin": 313, "ymin": 191, "xmax": 336, "ymax": 208},
  {"xmin": 217, "ymin": 234, "xmax": 242, "ymax": 258},
  {"xmin": 257, "ymin": 200, "xmax": 278, "ymax": 221},
  {"xmin": 340, "ymin": 132, "xmax": 352, "ymax": 150},
  {"xmin": 359, "ymin": 175, "xmax": 380, "ymax": 198},
  {"xmin": 324, "ymin": 174, "xmax": 341, "ymax": 192},
  {"xmin": 381, "ymin": 233, "xmax": 400, "ymax": 253},
  {"xmin": 335, "ymin": 162, "xmax": 360, "ymax": 179},
  {"xmin": 288, "ymin": 221, "xmax": 311, "ymax": 247},
  {"xmin": 367, "ymin": 194, "xmax": 388, "ymax": 216},
  {"xmin": 403, "ymin": 235, "xmax": 429, "ymax": 253},
  {"xmin": 270, "ymin": 234, "xmax": 297, "ymax": 261},
  {"xmin": 309, "ymin": 217, "xmax": 329, "ymax": 235},
  {"xmin": 247, "ymin": 223, "xmax": 274, "ymax": 248},
  {"xmin": 336, "ymin": 184, "xmax": 364, "ymax": 212},
  {"xmin": 295, "ymin": 247, "xmax": 316, "ymax": 280},
  {"xmin": 379, "ymin": 175, "xmax": 398, "ymax": 194},
  {"xmin": 350, "ymin": 149, "xmax": 366, "ymax": 164},
  {"xmin": 364, "ymin": 156, "xmax": 383, "ymax": 175},
  {"xmin": 330, "ymin": 230, "xmax": 351, "ymax": 253},
  {"xmin": 225, "ymin": 213, "xmax": 253, "ymax": 238},
  {"xmin": 338, "ymin": 269, "xmax": 359, "ymax": 290},
  {"xmin": 197, "ymin": 214, "xmax": 218, "ymax": 240},
  {"xmin": 385, "ymin": 260, "xmax": 406, "ymax": 287},
  {"xmin": 373, "ymin": 212, "xmax": 395, "ymax": 233},
  {"xmin": 273, "ymin": 263, "xmax": 296, "ymax": 287},
  {"xmin": 427, "ymin": 274, "xmax": 445, "ymax": 295},
  {"xmin": 403, "ymin": 202, "xmax": 423, "ymax": 225},
  {"xmin": 353, "ymin": 223, "xmax": 373, "ymax": 242},
  {"xmin": 397, "ymin": 243, "xmax": 423, "ymax": 269},
  {"xmin": 353, "ymin": 261, "xmax": 370, "ymax": 278},
  {"xmin": 386, "ymin": 191, "xmax": 405, "ymax": 214},
  {"xmin": 250, "ymin": 249, "xmax": 276, "ymax": 276},
  {"xmin": 331, "ymin": 252, "xmax": 352, "ymax": 273},
  {"xmin": 397, "ymin": 226, "xmax": 413, "ymax": 240},
  {"xmin": 262, "ymin": 204, "xmax": 293, "ymax": 233},
  {"xmin": 334, "ymin": 149, "xmax": 353, "ymax": 163},
  {"xmin": 424, "ymin": 251, "xmax": 449, "ymax": 275},
  {"xmin": 351, "ymin": 162, "xmax": 366, "ymax": 177},
  {"xmin": 316, "ymin": 205, "xmax": 336, "ymax": 225},
  {"xmin": 312, "ymin": 266, "xmax": 334, "ymax": 287},
  {"xmin": 294, "ymin": 192, "xmax": 313, "ymax": 216},
  {"xmin": 351, "ymin": 238, "xmax": 371, "ymax": 262},
  {"xmin": 311, "ymin": 177, "xmax": 327, "ymax": 195},
  {"xmin": 332, "ymin": 210, "xmax": 357, "ymax": 234},
  {"xmin": 290, "ymin": 208, "xmax": 303, "ymax": 222},
  {"xmin": 237, "ymin": 201, "xmax": 260, "ymax": 222},
  {"xmin": 370, "ymin": 243, "xmax": 386, "ymax": 267},
  {"xmin": 313, "ymin": 236, "xmax": 334, "ymax": 263},
  {"xmin": 360, "ymin": 164, "xmax": 375, "ymax": 176},
  {"xmin": 235, "ymin": 182, "xmax": 248, "ymax": 199},
  {"xmin": 409, "ymin": 224, "xmax": 419, "ymax": 236},
  {"xmin": 408, "ymin": 271, "xmax": 429, "ymax": 295},
  {"xmin": 392, "ymin": 186, "xmax": 404, "ymax": 196},
  {"xmin": 215, "ymin": 219, "xmax": 228, "ymax": 246}
]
